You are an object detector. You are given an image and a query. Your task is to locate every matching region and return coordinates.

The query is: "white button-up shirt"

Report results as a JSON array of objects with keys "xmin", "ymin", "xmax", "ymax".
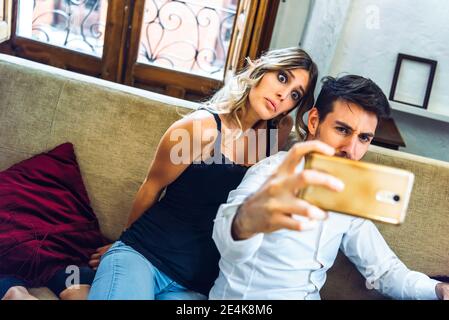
[{"xmin": 209, "ymin": 152, "xmax": 440, "ymax": 300}]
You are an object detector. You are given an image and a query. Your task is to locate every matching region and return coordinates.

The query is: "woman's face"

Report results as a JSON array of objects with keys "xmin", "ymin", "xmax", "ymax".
[{"xmin": 248, "ymin": 68, "xmax": 310, "ymax": 120}]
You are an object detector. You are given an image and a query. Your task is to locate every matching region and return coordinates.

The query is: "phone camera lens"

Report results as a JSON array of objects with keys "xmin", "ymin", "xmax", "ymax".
[{"xmin": 393, "ymin": 195, "xmax": 400, "ymax": 202}]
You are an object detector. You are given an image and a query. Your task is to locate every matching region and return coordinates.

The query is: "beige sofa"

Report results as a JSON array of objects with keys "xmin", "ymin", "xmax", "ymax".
[{"xmin": 1, "ymin": 54, "xmax": 448, "ymax": 300}]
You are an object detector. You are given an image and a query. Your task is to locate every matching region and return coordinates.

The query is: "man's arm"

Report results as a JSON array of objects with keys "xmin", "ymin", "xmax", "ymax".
[
  {"xmin": 212, "ymin": 154, "xmax": 281, "ymax": 264},
  {"xmin": 213, "ymin": 141, "xmax": 345, "ymax": 264},
  {"xmin": 340, "ymin": 218, "xmax": 442, "ymax": 300}
]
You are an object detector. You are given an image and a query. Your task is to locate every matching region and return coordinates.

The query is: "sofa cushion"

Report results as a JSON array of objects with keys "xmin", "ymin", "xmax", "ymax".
[{"xmin": 0, "ymin": 142, "xmax": 107, "ymax": 288}]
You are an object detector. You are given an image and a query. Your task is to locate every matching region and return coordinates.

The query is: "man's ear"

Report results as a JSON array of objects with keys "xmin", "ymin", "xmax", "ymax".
[{"xmin": 307, "ymin": 107, "xmax": 320, "ymax": 137}]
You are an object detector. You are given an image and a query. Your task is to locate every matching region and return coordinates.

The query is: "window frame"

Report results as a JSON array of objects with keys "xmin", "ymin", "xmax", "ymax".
[
  {"xmin": 123, "ymin": 0, "xmax": 280, "ymax": 100},
  {"xmin": 0, "ymin": 0, "xmax": 12, "ymax": 43},
  {"xmin": 0, "ymin": 0, "xmax": 280, "ymax": 101},
  {"xmin": 0, "ymin": 0, "xmax": 129, "ymax": 79}
]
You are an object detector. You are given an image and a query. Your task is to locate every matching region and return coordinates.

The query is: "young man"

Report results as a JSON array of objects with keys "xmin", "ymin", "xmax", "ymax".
[{"xmin": 210, "ymin": 75, "xmax": 449, "ymax": 300}]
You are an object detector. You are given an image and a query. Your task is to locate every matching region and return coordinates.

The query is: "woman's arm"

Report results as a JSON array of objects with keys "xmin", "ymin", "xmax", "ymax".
[
  {"xmin": 89, "ymin": 111, "xmax": 217, "ymax": 268},
  {"xmin": 125, "ymin": 111, "xmax": 216, "ymax": 228},
  {"xmin": 124, "ymin": 128, "xmax": 189, "ymax": 229}
]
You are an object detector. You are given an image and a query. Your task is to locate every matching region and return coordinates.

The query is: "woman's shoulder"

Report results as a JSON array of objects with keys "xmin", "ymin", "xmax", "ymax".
[
  {"xmin": 160, "ymin": 109, "xmax": 220, "ymax": 155},
  {"xmin": 172, "ymin": 108, "xmax": 219, "ymax": 132}
]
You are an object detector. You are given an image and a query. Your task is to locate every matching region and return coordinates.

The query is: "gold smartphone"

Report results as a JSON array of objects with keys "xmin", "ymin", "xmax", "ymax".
[{"xmin": 299, "ymin": 153, "xmax": 415, "ymax": 224}]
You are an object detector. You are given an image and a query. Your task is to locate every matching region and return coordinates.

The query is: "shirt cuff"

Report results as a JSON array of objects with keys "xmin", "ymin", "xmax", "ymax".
[{"xmin": 414, "ymin": 278, "xmax": 441, "ymax": 300}]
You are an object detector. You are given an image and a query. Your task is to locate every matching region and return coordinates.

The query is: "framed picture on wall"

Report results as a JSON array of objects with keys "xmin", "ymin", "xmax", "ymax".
[{"xmin": 389, "ymin": 53, "xmax": 437, "ymax": 109}]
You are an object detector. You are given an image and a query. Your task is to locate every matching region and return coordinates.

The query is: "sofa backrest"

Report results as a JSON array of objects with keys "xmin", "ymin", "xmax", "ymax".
[
  {"xmin": 0, "ymin": 54, "xmax": 196, "ymax": 241},
  {"xmin": 1, "ymin": 54, "xmax": 448, "ymax": 299}
]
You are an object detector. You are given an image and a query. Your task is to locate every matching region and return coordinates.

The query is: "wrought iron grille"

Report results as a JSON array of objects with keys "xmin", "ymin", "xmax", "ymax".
[
  {"xmin": 17, "ymin": 0, "xmax": 108, "ymax": 57},
  {"xmin": 138, "ymin": 0, "xmax": 237, "ymax": 79}
]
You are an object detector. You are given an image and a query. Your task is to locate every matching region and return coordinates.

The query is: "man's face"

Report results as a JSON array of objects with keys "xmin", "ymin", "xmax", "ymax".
[{"xmin": 307, "ymin": 100, "xmax": 378, "ymax": 161}]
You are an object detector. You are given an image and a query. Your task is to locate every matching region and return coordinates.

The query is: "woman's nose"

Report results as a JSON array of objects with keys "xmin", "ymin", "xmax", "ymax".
[{"xmin": 276, "ymin": 88, "xmax": 289, "ymax": 101}]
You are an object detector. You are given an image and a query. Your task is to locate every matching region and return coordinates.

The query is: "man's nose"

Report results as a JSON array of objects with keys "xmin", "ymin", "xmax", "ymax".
[{"xmin": 340, "ymin": 136, "xmax": 358, "ymax": 160}]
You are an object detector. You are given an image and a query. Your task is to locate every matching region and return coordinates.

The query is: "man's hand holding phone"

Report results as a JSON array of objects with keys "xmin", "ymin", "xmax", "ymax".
[
  {"xmin": 232, "ymin": 141, "xmax": 345, "ymax": 240},
  {"xmin": 301, "ymin": 153, "xmax": 414, "ymax": 225}
]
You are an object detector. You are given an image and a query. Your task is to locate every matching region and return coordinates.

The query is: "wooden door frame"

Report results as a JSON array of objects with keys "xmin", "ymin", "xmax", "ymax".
[
  {"xmin": 225, "ymin": 0, "xmax": 280, "ymax": 73},
  {"xmin": 247, "ymin": 0, "xmax": 280, "ymax": 59}
]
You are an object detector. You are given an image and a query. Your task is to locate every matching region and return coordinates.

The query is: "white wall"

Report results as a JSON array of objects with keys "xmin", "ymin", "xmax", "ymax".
[
  {"xmin": 301, "ymin": 0, "xmax": 352, "ymax": 78},
  {"xmin": 329, "ymin": 0, "xmax": 449, "ymax": 119},
  {"xmin": 269, "ymin": 0, "xmax": 449, "ymax": 162},
  {"xmin": 270, "ymin": 0, "xmax": 311, "ymax": 50}
]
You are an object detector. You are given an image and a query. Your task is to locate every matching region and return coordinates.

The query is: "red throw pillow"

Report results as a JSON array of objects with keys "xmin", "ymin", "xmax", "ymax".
[{"xmin": 0, "ymin": 143, "xmax": 107, "ymax": 287}]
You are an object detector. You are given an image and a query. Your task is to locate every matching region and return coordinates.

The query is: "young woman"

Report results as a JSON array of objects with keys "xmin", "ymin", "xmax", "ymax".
[{"xmin": 87, "ymin": 47, "xmax": 318, "ymax": 300}]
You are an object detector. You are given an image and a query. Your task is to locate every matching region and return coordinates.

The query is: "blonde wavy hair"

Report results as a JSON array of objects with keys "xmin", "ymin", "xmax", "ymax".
[{"xmin": 203, "ymin": 47, "xmax": 318, "ymax": 140}]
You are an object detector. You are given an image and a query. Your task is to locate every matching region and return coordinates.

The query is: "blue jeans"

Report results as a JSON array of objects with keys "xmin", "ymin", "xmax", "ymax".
[{"xmin": 88, "ymin": 241, "xmax": 207, "ymax": 300}]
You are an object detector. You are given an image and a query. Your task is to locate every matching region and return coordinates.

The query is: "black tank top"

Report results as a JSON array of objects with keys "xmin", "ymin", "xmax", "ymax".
[{"xmin": 120, "ymin": 111, "xmax": 273, "ymax": 295}]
